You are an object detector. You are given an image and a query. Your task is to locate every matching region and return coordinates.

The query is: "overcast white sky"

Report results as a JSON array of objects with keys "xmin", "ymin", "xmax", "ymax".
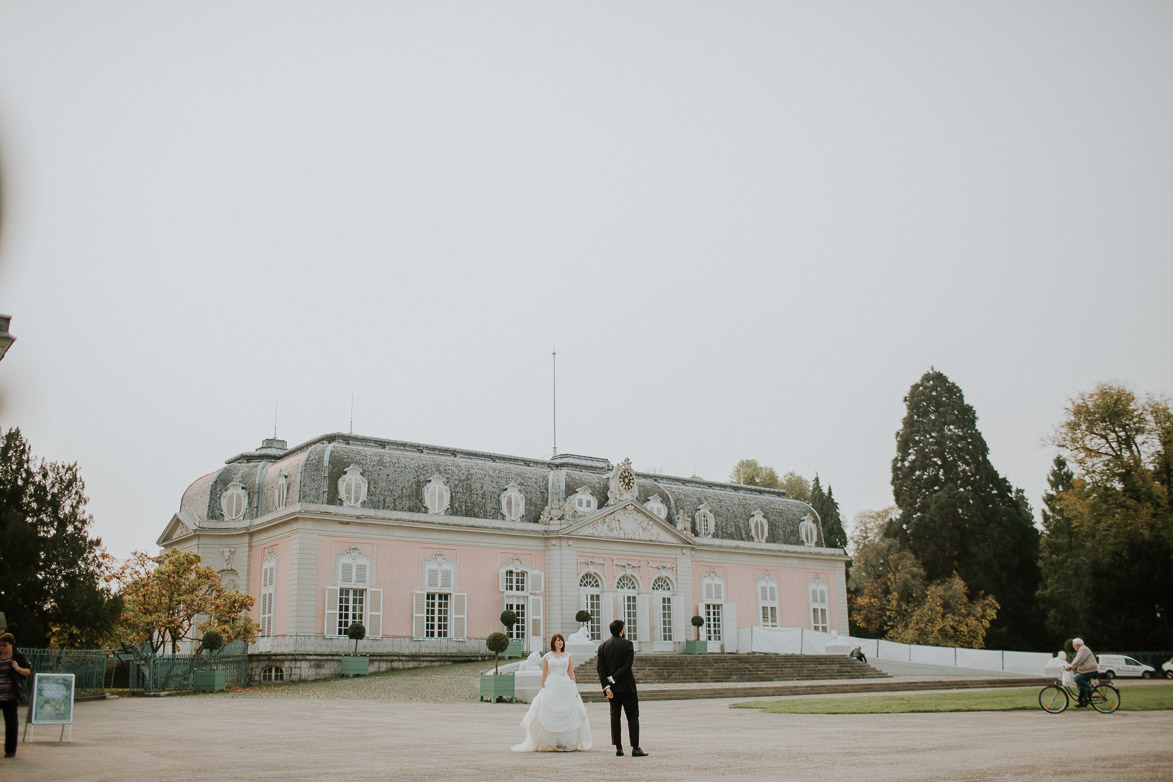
[{"xmin": 1, "ymin": 2, "xmax": 1170, "ymax": 562}]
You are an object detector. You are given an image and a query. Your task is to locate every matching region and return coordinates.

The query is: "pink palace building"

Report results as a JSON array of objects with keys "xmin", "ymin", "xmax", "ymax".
[{"xmin": 158, "ymin": 433, "xmax": 848, "ymax": 656}]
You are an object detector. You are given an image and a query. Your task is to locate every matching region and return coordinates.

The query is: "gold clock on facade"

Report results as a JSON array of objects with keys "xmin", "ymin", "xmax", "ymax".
[{"xmin": 618, "ymin": 469, "xmax": 635, "ymax": 491}]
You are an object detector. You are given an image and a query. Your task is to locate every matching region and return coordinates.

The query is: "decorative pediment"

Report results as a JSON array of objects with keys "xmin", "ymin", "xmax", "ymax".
[
  {"xmin": 563, "ymin": 502, "xmax": 694, "ymax": 545},
  {"xmin": 156, "ymin": 513, "xmax": 199, "ymax": 545}
]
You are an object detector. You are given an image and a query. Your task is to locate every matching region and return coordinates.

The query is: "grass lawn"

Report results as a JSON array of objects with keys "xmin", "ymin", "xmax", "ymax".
[{"xmin": 732, "ymin": 685, "xmax": 1173, "ymax": 714}]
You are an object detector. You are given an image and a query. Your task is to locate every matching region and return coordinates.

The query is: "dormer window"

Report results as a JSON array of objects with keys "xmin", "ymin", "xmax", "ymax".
[
  {"xmin": 695, "ymin": 503, "xmax": 715, "ymax": 537},
  {"xmin": 571, "ymin": 487, "xmax": 597, "ymax": 514},
  {"xmin": 750, "ymin": 510, "xmax": 768, "ymax": 543},
  {"xmin": 644, "ymin": 494, "xmax": 668, "ymax": 519},
  {"xmin": 221, "ymin": 482, "xmax": 248, "ymax": 521},
  {"xmin": 424, "ymin": 475, "xmax": 451, "ymax": 515},
  {"xmin": 338, "ymin": 465, "xmax": 368, "ymax": 508},
  {"xmin": 274, "ymin": 472, "xmax": 289, "ymax": 510},
  {"xmin": 500, "ymin": 483, "xmax": 525, "ymax": 522},
  {"xmin": 799, "ymin": 514, "xmax": 819, "ymax": 546}
]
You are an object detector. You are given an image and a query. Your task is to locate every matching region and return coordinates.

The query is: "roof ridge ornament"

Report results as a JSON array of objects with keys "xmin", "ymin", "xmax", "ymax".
[{"xmin": 607, "ymin": 458, "xmax": 638, "ymax": 506}]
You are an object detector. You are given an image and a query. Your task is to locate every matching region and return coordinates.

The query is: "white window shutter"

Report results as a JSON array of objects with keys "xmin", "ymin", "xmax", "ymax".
[
  {"xmin": 601, "ymin": 591, "xmax": 615, "ymax": 630},
  {"xmin": 426, "ymin": 566, "xmax": 438, "ymax": 589},
  {"xmin": 636, "ymin": 594, "xmax": 650, "ymax": 644},
  {"xmin": 413, "ymin": 591, "xmax": 427, "ymax": 639},
  {"xmin": 341, "ymin": 563, "xmax": 353, "ymax": 585},
  {"xmin": 366, "ymin": 588, "xmax": 383, "ymax": 638},
  {"xmin": 529, "ymin": 595, "xmax": 543, "ymax": 647},
  {"xmin": 355, "ymin": 563, "xmax": 368, "ymax": 585},
  {"xmin": 325, "ymin": 586, "xmax": 340, "ymax": 636},
  {"xmin": 499, "ymin": 568, "xmax": 507, "ymax": 591},
  {"xmin": 440, "ymin": 568, "xmax": 453, "ymax": 590},
  {"xmin": 529, "ymin": 570, "xmax": 544, "ymax": 593},
  {"xmin": 698, "ymin": 601, "xmax": 706, "ymax": 641},
  {"xmin": 452, "ymin": 593, "xmax": 468, "ymax": 639},
  {"xmin": 725, "ymin": 603, "xmax": 738, "ymax": 652}
]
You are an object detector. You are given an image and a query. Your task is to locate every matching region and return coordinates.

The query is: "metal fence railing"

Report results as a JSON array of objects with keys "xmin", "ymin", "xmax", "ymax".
[
  {"xmin": 24, "ymin": 649, "xmax": 110, "ymax": 691},
  {"xmin": 128, "ymin": 652, "xmax": 250, "ymax": 692}
]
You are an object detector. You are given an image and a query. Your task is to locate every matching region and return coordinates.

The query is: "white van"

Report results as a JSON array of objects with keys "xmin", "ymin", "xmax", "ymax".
[{"xmin": 1098, "ymin": 654, "xmax": 1157, "ymax": 679}]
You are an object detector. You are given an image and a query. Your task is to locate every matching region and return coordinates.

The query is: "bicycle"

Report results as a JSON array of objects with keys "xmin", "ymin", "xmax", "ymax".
[{"xmin": 1038, "ymin": 675, "xmax": 1120, "ymax": 714}]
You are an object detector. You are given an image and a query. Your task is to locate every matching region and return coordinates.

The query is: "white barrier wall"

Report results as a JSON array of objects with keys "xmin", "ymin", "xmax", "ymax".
[{"xmin": 739, "ymin": 626, "xmax": 1053, "ymax": 674}]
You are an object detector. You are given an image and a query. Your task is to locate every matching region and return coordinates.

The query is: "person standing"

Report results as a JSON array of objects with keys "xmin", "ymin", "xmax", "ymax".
[
  {"xmin": 0, "ymin": 632, "xmax": 32, "ymax": 759},
  {"xmin": 511, "ymin": 633, "xmax": 592, "ymax": 752},
  {"xmin": 596, "ymin": 619, "xmax": 646, "ymax": 757},
  {"xmin": 1067, "ymin": 638, "xmax": 1099, "ymax": 708}
]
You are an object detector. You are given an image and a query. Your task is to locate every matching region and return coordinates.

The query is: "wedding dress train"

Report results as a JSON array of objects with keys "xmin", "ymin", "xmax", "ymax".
[{"xmin": 511, "ymin": 653, "xmax": 592, "ymax": 752}]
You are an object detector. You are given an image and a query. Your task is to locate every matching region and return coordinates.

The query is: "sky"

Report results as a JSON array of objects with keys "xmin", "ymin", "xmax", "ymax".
[{"xmin": 1, "ymin": 2, "xmax": 1170, "ymax": 563}]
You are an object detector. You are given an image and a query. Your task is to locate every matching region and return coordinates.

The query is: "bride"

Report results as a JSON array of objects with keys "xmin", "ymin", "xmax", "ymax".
[{"xmin": 511, "ymin": 633, "xmax": 593, "ymax": 752}]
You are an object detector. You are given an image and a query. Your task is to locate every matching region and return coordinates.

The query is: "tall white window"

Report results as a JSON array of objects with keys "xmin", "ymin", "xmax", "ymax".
[
  {"xmin": 579, "ymin": 572, "xmax": 602, "ymax": 640},
  {"xmin": 413, "ymin": 555, "xmax": 466, "ymax": 639},
  {"xmin": 758, "ymin": 576, "xmax": 779, "ymax": 627},
  {"xmin": 499, "ymin": 562, "xmax": 544, "ymax": 646},
  {"xmin": 617, "ymin": 574, "xmax": 639, "ymax": 642},
  {"xmin": 701, "ymin": 574, "xmax": 724, "ymax": 642},
  {"xmin": 325, "ymin": 548, "xmax": 382, "ymax": 638},
  {"xmin": 260, "ymin": 554, "xmax": 277, "ymax": 637},
  {"xmin": 652, "ymin": 575, "xmax": 673, "ymax": 642},
  {"xmin": 809, "ymin": 578, "xmax": 829, "ymax": 632}
]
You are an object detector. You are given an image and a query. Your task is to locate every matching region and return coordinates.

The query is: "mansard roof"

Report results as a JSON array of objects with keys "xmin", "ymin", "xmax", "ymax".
[{"xmin": 175, "ymin": 432, "xmax": 833, "ymax": 548}]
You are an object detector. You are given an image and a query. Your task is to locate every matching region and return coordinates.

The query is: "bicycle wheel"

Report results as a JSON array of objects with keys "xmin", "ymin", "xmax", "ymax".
[
  {"xmin": 1039, "ymin": 685, "xmax": 1068, "ymax": 713},
  {"xmin": 1090, "ymin": 684, "xmax": 1120, "ymax": 714}
]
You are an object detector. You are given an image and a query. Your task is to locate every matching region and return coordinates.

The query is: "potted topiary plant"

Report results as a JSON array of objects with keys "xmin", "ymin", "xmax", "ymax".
[
  {"xmin": 480, "ymin": 631, "xmax": 514, "ymax": 702},
  {"xmin": 500, "ymin": 609, "xmax": 524, "ymax": 659},
  {"xmin": 686, "ymin": 615, "xmax": 707, "ymax": 654},
  {"xmin": 341, "ymin": 621, "xmax": 369, "ymax": 677},
  {"xmin": 194, "ymin": 629, "xmax": 227, "ymax": 691},
  {"xmin": 575, "ymin": 609, "xmax": 592, "ymax": 636}
]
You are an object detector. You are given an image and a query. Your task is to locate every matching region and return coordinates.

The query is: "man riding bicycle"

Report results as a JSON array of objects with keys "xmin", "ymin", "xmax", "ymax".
[{"xmin": 1067, "ymin": 638, "xmax": 1099, "ymax": 708}]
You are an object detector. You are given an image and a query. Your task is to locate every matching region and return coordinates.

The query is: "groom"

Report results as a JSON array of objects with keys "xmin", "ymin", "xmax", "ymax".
[{"xmin": 596, "ymin": 619, "xmax": 647, "ymax": 757}]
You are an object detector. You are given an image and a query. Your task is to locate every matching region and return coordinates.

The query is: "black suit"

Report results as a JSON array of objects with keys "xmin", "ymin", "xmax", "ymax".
[{"xmin": 596, "ymin": 634, "xmax": 639, "ymax": 748}]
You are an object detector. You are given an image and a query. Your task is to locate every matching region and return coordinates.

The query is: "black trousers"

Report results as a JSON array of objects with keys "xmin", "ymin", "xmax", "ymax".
[
  {"xmin": 1, "ymin": 699, "xmax": 17, "ymax": 756},
  {"xmin": 609, "ymin": 690, "xmax": 639, "ymax": 748}
]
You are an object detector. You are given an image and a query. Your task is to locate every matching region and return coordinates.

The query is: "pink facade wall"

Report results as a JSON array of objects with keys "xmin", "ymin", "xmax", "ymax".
[
  {"xmin": 314, "ymin": 535, "xmax": 545, "ymax": 638},
  {"xmin": 693, "ymin": 560, "xmax": 841, "ymax": 632},
  {"xmin": 249, "ymin": 536, "xmax": 292, "ymax": 636}
]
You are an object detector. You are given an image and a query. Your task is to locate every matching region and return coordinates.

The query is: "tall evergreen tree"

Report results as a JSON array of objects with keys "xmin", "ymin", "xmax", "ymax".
[
  {"xmin": 887, "ymin": 369, "xmax": 1042, "ymax": 649},
  {"xmin": 809, "ymin": 475, "xmax": 847, "ymax": 549},
  {"xmin": 0, "ymin": 428, "xmax": 119, "ymax": 648}
]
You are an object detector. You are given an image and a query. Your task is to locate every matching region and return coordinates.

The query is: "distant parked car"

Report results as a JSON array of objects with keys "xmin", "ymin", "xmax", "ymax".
[
  {"xmin": 1162, "ymin": 658, "xmax": 1172, "ymax": 679},
  {"xmin": 1098, "ymin": 654, "xmax": 1157, "ymax": 679}
]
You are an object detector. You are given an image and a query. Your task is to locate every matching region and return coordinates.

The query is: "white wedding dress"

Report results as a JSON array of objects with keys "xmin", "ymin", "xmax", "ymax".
[{"xmin": 511, "ymin": 652, "xmax": 593, "ymax": 752}]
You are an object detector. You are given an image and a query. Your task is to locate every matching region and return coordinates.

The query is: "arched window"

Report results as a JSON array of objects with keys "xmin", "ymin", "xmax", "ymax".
[
  {"xmin": 579, "ymin": 571, "xmax": 603, "ymax": 640},
  {"xmin": 500, "ymin": 483, "xmax": 526, "ymax": 522},
  {"xmin": 274, "ymin": 472, "xmax": 289, "ymax": 510},
  {"xmin": 695, "ymin": 503, "xmax": 715, "ymax": 538},
  {"xmin": 750, "ymin": 510, "xmax": 768, "ymax": 543},
  {"xmin": 260, "ymin": 665, "xmax": 285, "ymax": 683},
  {"xmin": 221, "ymin": 482, "xmax": 248, "ymax": 521},
  {"xmin": 651, "ymin": 575, "xmax": 674, "ymax": 643},
  {"xmin": 616, "ymin": 574, "xmax": 639, "ymax": 641},
  {"xmin": 338, "ymin": 465, "xmax": 368, "ymax": 508},
  {"xmin": 799, "ymin": 514, "xmax": 819, "ymax": 546},
  {"xmin": 424, "ymin": 475, "xmax": 451, "ymax": 515}
]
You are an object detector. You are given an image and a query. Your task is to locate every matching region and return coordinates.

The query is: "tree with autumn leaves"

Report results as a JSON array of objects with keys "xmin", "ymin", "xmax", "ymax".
[{"xmin": 113, "ymin": 548, "xmax": 258, "ymax": 654}]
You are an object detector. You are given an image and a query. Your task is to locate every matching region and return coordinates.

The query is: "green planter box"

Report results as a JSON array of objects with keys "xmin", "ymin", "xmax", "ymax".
[
  {"xmin": 341, "ymin": 656, "xmax": 370, "ymax": 677},
  {"xmin": 193, "ymin": 669, "xmax": 226, "ymax": 692},
  {"xmin": 479, "ymin": 672, "xmax": 515, "ymax": 702},
  {"xmin": 503, "ymin": 638, "xmax": 525, "ymax": 659},
  {"xmin": 685, "ymin": 640, "xmax": 708, "ymax": 655}
]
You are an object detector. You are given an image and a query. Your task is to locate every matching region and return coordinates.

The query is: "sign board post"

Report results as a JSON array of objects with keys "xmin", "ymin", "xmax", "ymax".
[{"xmin": 23, "ymin": 672, "xmax": 75, "ymax": 744}]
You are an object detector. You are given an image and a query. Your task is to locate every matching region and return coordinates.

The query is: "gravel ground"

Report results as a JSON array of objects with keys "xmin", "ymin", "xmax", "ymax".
[{"xmin": 222, "ymin": 661, "xmax": 488, "ymax": 702}]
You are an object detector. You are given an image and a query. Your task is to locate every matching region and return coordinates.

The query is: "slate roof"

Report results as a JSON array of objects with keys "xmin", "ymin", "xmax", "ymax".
[{"xmin": 176, "ymin": 433, "xmax": 830, "ymax": 547}]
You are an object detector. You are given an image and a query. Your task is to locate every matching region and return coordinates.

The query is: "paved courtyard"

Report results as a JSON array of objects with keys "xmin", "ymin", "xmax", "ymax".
[{"xmin": 7, "ymin": 675, "xmax": 1172, "ymax": 782}]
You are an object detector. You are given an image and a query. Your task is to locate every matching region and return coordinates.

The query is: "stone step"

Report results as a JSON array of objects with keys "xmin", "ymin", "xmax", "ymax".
[
  {"xmin": 578, "ymin": 653, "xmax": 890, "ymax": 684},
  {"xmin": 579, "ymin": 677, "xmax": 1054, "ymax": 703}
]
